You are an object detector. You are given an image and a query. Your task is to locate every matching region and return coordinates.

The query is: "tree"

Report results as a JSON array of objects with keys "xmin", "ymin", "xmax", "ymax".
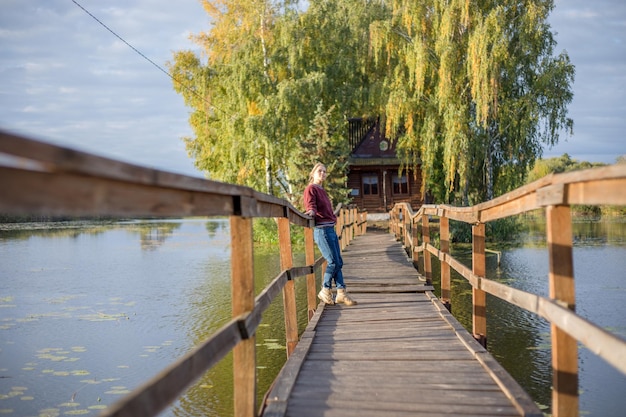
[
  {"xmin": 168, "ymin": 0, "xmax": 387, "ymax": 201},
  {"xmin": 526, "ymin": 153, "xmax": 606, "ymax": 183},
  {"xmin": 169, "ymin": 0, "xmax": 574, "ymax": 208},
  {"xmin": 287, "ymin": 102, "xmax": 349, "ymax": 208},
  {"xmin": 167, "ymin": 0, "xmax": 288, "ymax": 193},
  {"xmin": 371, "ymin": 0, "xmax": 574, "ymax": 204}
]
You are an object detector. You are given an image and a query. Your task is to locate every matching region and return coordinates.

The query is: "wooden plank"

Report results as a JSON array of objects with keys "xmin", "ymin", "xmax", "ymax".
[
  {"xmin": 472, "ymin": 223, "xmax": 487, "ymax": 346},
  {"xmin": 261, "ymin": 304, "xmax": 326, "ymax": 417},
  {"xmin": 278, "ymin": 218, "xmax": 298, "ymax": 356},
  {"xmin": 230, "ymin": 216, "xmax": 256, "ymax": 417},
  {"xmin": 546, "ymin": 205, "xmax": 578, "ymax": 417},
  {"xmin": 0, "ymin": 131, "xmax": 313, "ymax": 224},
  {"xmin": 0, "ymin": 167, "xmax": 236, "ymax": 218},
  {"xmin": 286, "ymin": 396, "xmax": 519, "ymax": 417},
  {"xmin": 440, "ymin": 216, "xmax": 451, "ymax": 307},
  {"xmin": 346, "ymin": 285, "xmax": 434, "ymax": 293},
  {"xmin": 305, "ymin": 227, "xmax": 317, "ymax": 320}
]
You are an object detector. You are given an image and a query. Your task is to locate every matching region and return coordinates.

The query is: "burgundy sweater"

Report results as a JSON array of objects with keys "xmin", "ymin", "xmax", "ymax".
[{"xmin": 303, "ymin": 184, "xmax": 336, "ymax": 226}]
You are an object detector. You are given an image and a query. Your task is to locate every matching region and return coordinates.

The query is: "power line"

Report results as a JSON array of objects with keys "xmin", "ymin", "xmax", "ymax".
[{"xmin": 70, "ymin": 0, "xmax": 209, "ymax": 108}]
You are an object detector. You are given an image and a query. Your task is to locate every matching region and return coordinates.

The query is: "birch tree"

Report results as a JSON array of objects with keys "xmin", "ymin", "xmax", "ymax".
[{"xmin": 168, "ymin": 0, "xmax": 387, "ymax": 201}]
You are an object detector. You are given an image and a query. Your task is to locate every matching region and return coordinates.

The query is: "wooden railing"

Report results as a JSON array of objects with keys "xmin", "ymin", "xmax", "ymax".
[
  {"xmin": 389, "ymin": 164, "xmax": 626, "ymax": 417},
  {"xmin": 0, "ymin": 130, "xmax": 367, "ymax": 417}
]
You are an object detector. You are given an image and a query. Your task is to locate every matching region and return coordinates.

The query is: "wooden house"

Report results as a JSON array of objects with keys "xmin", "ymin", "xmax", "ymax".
[{"xmin": 346, "ymin": 118, "xmax": 423, "ymax": 213}]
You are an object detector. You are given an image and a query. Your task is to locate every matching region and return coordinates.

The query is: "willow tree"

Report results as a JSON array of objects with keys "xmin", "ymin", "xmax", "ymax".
[{"xmin": 371, "ymin": 0, "xmax": 574, "ymax": 204}]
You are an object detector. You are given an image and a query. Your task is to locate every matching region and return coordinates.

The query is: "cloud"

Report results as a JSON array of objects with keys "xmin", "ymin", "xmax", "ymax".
[
  {"xmin": 0, "ymin": 0, "xmax": 206, "ymax": 176},
  {"xmin": 545, "ymin": 0, "xmax": 626, "ymax": 163},
  {"xmin": 1, "ymin": 0, "xmax": 624, "ymax": 178}
]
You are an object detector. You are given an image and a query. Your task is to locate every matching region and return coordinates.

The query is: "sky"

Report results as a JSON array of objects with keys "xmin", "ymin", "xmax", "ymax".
[{"xmin": 0, "ymin": 0, "xmax": 624, "ymax": 179}]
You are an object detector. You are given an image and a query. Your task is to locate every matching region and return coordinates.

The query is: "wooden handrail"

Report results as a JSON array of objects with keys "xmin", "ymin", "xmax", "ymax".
[
  {"xmin": 0, "ymin": 131, "xmax": 367, "ymax": 417},
  {"xmin": 389, "ymin": 163, "xmax": 626, "ymax": 417}
]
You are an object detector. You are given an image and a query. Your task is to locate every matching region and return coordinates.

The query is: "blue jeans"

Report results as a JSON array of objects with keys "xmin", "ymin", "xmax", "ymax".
[{"xmin": 313, "ymin": 226, "xmax": 345, "ymax": 290}]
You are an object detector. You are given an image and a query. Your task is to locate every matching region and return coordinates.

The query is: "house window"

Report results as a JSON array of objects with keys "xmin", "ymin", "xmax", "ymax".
[
  {"xmin": 392, "ymin": 173, "xmax": 408, "ymax": 195},
  {"xmin": 363, "ymin": 173, "xmax": 379, "ymax": 195}
]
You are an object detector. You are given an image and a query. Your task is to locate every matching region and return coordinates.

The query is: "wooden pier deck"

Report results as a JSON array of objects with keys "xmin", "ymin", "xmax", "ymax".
[{"xmin": 261, "ymin": 231, "xmax": 542, "ymax": 417}]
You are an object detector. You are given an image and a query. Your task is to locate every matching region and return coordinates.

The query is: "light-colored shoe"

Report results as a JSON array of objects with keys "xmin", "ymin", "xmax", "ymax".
[
  {"xmin": 318, "ymin": 287, "xmax": 335, "ymax": 305},
  {"xmin": 336, "ymin": 289, "xmax": 357, "ymax": 306}
]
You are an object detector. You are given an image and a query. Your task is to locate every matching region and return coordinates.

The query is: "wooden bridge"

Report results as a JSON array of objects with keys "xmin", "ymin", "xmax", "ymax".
[
  {"xmin": 260, "ymin": 231, "xmax": 541, "ymax": 417},
  {"xmin": 1, "ymin": 131, "xmax": 626, "ymax": 417}
]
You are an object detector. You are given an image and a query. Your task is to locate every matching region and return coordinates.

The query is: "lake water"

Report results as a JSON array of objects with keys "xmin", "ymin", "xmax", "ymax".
[{"xmin": 0, "ymin": 218, "xmax": 625, "ymax": 416}]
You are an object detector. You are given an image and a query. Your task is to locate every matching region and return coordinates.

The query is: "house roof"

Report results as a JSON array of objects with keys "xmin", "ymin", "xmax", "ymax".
[{"xmin": 348, "ymin": 156, "xmax": 401, "ymax": 166}]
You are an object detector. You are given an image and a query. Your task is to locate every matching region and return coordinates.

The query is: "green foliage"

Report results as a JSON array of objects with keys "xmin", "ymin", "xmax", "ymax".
[
  {"xmin": 170, "ymin": 0, "xmax": 575, "ymax": 208},
  {"xmin": 449, "ymin": 220, "xmax": 472, "ymax": 244},
  {"xmin": 252, "ymin": 218, "xmax": 305, "ymax": 247},
  {"xmin": 287, "ymin": 102, "xmax": 350, "ymax": 209},
  {"xmin": 372, "ymin": 0, "xmax": 575, "ymax": 204},
  {"xmin": 168, "ymin": 0, "xmax": 387, "ymax": 203},
  {"xmin": 486, "ymin": 216, "xmax": 524, "ymax": 244},
  {"xmin": 527, "ymin": 153, "xmax": 606, "ymax": 183},
  {"xmin": 449, "ymin": 217, "xmax": 524, "ymax": 244}
]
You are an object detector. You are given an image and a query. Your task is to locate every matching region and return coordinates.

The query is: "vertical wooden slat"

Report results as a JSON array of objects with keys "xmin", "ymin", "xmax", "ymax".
[
  {"xmin": 546, "ymin": 205, "xmax": 578, "ymax": 417},
  {"xmin": 344, "ymin": 208, "xmax": 348, "ymax": 245},
  {"xmin": 349, "ymin": 207, "xmax": 354, "ymax": 245},
  {"xmin": 396, "ymin": 207, "xmax": 401, "ymax": 239},
  {"xmin": 362, "ymin": 210, "xmax": 367, "ymax": 235},
  {"xmin": 278, "ymin": 217, "xmax": 298, "ymax": 357},
  {"xmin": 412, "ymin": 214, "xmax": 419, "ymax": 267},
  {"xmin": 415, "ymin": 214, "xmax": 423, "ymax": 276},
  {"xmin": 336, "ymin": 211, "xmax": 345, "ymax": 251},
  {"xmin": 305, "ymin": 226, "xmax": 317, "ymax": 320},
  {"xmin": 403, "ymin": 206, "xmax": 408, "ymax": 247},
  {"xmin": 422, "ymin": 214, "xmax": 432, "ymax": 285},
  {"xmin": 230, "ymin": 215, "xmax": 256, "ymax": 417},
  {"xmin": 472, "ymin": 222, "xmax": 487, "ymax": 347},
  {"xmin": 347, "ymin": 208, "xmax": 354, "ymax": 246},
  {"xmin": 440, "ymin": 215, "xmax": 451, "ymax": 312}
]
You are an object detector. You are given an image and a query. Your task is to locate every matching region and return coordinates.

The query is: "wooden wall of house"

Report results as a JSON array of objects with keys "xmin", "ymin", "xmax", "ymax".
[{"xmin": 347, "ymin": 166, "xmax": 423, "ymax": 213}]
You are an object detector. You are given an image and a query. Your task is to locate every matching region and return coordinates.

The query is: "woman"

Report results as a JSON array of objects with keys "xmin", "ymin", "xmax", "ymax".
[{"xmin": 303, "ymin": 162, "xmax": 357, "ymax": 306}]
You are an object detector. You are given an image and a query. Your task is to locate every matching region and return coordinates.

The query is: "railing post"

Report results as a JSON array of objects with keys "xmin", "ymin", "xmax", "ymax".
[
  {"xmin": 347, "ymin": 207, "xmax": 353, "ymax": 246},
  {"xmin": 472, "ymin": 223, "xmax": 487, "ymax": 347},
  {"xmin": 404, "ymin": 206, "xmax": 411, "ymax": 249},
  {"xmin": 546, "ymin": 205, "xmax": 578, "ymax": 417},
  {"xmin": 230, "ymin": 215, "xmax": 256, "ymax": 417},
  {"xmin": 337, "ymin": 210, "xmax": 345, "ymax": 251},
  {"xmin": 278, "ymin": 217, "xmax": 298, "ymax": 357},
  {"xmin": 394, "ymin": 207, "xmax": 401, "ymax": 240},
  {"xmin": 362, "ymin": 210, "xmax": 367, "ymax": 235},
  {"xmin": 411, "ymin": 214, "xmax": 419, "ymax": 268},
  {"xmin": 305, "ymin": 225, "xmax": 317, "ymax": 320},
  {"xmin": 440, "ymin": 215, "xmax": 451, "ymax": 312},
  {"xmin": 422, "ymin": 214, "xmax": 432, "ymax": 285},
  {"xmin": 396, "ymin": 207, "xmax": 401, "ymax": 239}
]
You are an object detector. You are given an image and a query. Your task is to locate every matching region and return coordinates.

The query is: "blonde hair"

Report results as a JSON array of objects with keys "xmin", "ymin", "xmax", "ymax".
[{"xmin": 308, "ymin": 162, "xmax": 326, "ymax": 184}]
